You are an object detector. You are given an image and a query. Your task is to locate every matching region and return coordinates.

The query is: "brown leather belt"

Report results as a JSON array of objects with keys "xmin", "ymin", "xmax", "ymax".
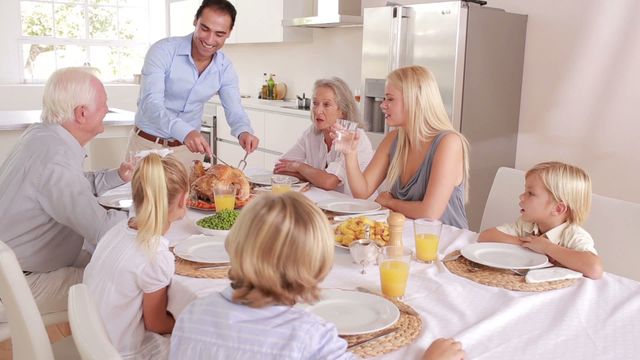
[{"xmin": 134, "ymin": 126, "xmax": 182, "ymax": 147}]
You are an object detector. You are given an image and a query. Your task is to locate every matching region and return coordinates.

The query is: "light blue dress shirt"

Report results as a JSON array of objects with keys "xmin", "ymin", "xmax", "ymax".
[
  {"xmin": 170, "ymin": 287, "xmax": 356, "ymax": 360},
  {"xmin": 135, "ymin": 34, "xmax": 253, "ymax": 143}
]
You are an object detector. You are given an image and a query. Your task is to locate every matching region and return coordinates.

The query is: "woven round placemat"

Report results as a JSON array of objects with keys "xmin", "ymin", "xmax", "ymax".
[
  {"xmin": 443, "ymin": 250, "xmax": 576, "ymax": 292},
  {"xmin": 341, "ymin": 299, "xmax": 422, "ymax": 358},
  {"xmin": 174, "ymin": 257, "xmax": 229, "ymax": 279},
  {"xmin": 172, "ymin": 247, "xmax": 229, "ymax": 279}
]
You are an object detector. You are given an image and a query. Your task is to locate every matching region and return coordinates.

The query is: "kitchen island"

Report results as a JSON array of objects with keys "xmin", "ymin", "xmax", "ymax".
[{"xmin": 0, "ymin": 109, "xmax": 135, "ymax": 170}]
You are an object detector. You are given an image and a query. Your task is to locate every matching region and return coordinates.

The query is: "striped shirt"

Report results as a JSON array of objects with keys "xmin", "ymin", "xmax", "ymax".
[{"xmin": 170, "ymin": 287, "xmax": 356, "ymax": 360}]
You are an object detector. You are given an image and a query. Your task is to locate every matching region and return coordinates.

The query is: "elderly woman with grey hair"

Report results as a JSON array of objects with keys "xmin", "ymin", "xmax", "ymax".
[{"xmin": 274, "ymin": 77, "xmax": 374, "ymax": 195}]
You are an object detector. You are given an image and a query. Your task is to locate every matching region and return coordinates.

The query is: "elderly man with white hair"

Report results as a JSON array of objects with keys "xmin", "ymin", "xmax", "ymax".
[{"xmin": 0, "ymin": 67, "xmax": 133, "ymax": 316}]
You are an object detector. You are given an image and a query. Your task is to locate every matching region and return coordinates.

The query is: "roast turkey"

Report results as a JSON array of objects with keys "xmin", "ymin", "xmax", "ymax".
[{"xmin": 190, "ymin": 161, "xmax": 251, "ymax": 202}]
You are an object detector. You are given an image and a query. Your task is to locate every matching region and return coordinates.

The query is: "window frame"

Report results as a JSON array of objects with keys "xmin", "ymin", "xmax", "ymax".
[{"xmin": 18, "ymin": 0, "xmax": 152, "ymax": 84}]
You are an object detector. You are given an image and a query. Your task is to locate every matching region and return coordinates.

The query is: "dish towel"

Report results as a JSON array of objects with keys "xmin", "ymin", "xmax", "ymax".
[{"xmin": 525, "ymin": 267, "xmax": 583, "ymax": 283}]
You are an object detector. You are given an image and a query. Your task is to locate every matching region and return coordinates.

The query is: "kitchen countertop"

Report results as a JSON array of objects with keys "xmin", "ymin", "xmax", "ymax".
[
  {"xmin": 209, "ymin": 97, "xmax": 311, "ymax": 117},
  {"xmin": 0, "ymin": 109, "xmax": 135, "ymax": 131}
]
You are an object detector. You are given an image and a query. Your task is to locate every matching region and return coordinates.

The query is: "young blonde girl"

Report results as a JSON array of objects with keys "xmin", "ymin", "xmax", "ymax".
[
  {"xmin": 170, "ymin": 192, "xmax": 465, "ymax": 360},
  {"xmin": 339, "ymin": 65, "xmax": 470, "ymax": 228},
  {"xmin": 478, "ymin": 161, "xmax": 603, "ymax": 279},
  {"xmin": 84, "ymin": 154, "xmax": 189, "ymax": 359}
]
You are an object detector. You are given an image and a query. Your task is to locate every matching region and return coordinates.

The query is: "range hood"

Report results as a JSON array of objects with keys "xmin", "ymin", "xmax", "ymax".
[{"xmin": 283, "ymin": 0, "xmax": 362, "ymax": 28}]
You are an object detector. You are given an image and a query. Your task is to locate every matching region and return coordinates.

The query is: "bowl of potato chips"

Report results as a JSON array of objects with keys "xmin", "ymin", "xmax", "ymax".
[{"xmin": 334, "ymin": 216, "xmax": 390, "ymax": 249}]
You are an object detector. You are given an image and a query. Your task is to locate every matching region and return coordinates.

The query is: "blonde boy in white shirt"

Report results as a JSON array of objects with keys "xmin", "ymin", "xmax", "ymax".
[{"xmin": 479, "ymin": 161, "xmax": 603, "ymax": 279}]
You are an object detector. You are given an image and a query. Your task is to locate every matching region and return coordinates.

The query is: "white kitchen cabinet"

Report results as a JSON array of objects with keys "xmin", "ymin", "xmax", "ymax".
[
  {"xmin": 216, "ymin": 105, "xmax": 265, "ymax": 142},
  {"xmin": 217, "ymin": 140, "xmax": 264, "ymax": 168},
  {"xmin": 226, "ymin": 0, "xmax": 311, "ymax": 44},
  {"xmin": 263, "ymin": 112, "xmax": 310, "ymax": 154},
  {"xmin": 86, "ymin": 125, "xmax": 134, "ymax": 170},
  {"xmin": 170, "ymin": 0, "xmax": 311, "ymax": 44},
  {"xmin": 0, "ymin": 130, "xmax": 23, "ymax": 165},
  {"xmin": 214, "ymin": 101, "xmax": 309, "ymax": 170}
]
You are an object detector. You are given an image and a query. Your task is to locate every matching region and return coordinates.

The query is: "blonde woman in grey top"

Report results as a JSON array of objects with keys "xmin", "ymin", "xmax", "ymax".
[
  {"xmin": 0, "ymin": 67, "xmax": 133, "ymax": 318},
  {"xmin": 337, "ymin": 66, "xmax": 470, "ymax": 228}
]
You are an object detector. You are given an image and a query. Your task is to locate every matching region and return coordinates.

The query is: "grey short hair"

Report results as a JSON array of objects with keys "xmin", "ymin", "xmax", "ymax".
[
  {"xmin": 312, "ymin": 77, "xmax": 364, "ymax": 129},
  {"xmin": 41, "ymin": 67, "xmax": 100, "ymax": 125}
]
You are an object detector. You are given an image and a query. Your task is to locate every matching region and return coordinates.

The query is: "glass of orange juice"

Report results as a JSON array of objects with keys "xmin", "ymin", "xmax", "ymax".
[
  {"xmin": 213, "ymin": 183, "xmax": 236, "ymax": 211},
  {"xmin": 271, "ymin": 175, "xmax": 294, "ymax": 194},
  {"xmin": 379, "ymin": 246, "xmax": 412, "ymax": 299},
  {"xmin": 413, "ymin": 218, "xmax": 442, "ymax": 263}
]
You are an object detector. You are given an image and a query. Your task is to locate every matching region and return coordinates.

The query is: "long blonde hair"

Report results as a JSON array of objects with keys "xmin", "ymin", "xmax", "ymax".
[
  {"xmin": 131, "ymin": 154, "xmax": 189, "ymax": 253},
  {"xmin": 526, "ymin": 161, "xmax": 592, "ymax": 225},
  {"xmin": 386, "ymin": 65, "xmax": 470, "ymax": 200},
  {"xmin": 225, "ymin": 192, "xmax": 334, "ymax": 308}
]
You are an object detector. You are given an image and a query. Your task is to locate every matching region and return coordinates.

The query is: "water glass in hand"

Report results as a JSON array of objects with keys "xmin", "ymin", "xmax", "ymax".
[{"xmin": 334, "ymin": 119, "xmax": 358, "ymax": 153}]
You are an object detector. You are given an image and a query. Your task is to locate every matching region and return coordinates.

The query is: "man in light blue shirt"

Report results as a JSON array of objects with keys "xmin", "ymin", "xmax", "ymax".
[{"xmin": 128, "ymin": 0, "xmax": 259, "ymax": 166}]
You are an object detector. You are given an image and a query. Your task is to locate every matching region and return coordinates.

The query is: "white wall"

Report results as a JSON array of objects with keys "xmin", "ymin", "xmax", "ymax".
[
  {"xmin": 2, "ymin": 0, "xmax": 638, "ymax": 205},
  {"xmin": 221, "ymin": 26, "xmax": 363, "ymax": 99},
  {"xmin": 487, "ymin": 0, "xmax": 640, "ymax": 204}
]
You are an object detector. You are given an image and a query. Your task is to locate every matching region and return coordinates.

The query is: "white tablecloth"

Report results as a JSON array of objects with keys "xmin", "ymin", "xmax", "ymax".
[{"xmin": 165, "ymin": 187, "xmax": 640, "ymax": 359}]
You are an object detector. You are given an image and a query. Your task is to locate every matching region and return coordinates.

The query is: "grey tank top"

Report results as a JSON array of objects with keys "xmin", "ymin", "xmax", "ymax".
[{"xmin": 389, "ymin": 132, "xmax": 468, "ymax": 229}]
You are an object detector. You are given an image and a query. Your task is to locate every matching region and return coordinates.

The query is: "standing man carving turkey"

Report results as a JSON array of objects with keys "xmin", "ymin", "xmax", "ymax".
[{"xmin": 127, "ymin": 0, "xmax": 259, "ymax": 168}]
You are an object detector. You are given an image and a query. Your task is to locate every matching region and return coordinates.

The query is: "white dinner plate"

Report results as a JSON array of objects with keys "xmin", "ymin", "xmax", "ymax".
[
  {"xmin": 460, "ymin": 242, "xmax": 550, "ymax": 270},
  {"xmin": 97, "ymin": 194, "xmax": 133, "ymax": 210},
  {"xmin": 316, "ymin": 199, "xmax": 381, "ymax": 214},
  {"xmin": 174, "ymin": 235, "xmax": 229, "ymax": 264},
  {"xmin": 247, "ymin": 174, "xmax": 299, "ymax": 186},
  {"xmin": 296, "ymin": 289, "xmax": 400, "ymax": 335},
  {"xmin": 193, "ymin": 218, "xmax": 231, "ymax": 237}
]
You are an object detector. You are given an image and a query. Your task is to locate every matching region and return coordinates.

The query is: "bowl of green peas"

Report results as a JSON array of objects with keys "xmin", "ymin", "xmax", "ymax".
[{"xmin": 194, "ymin": 209, "xmax": 240, "ymax": 236}]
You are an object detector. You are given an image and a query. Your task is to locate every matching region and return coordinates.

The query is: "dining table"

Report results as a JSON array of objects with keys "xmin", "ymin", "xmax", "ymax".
[{"xmin": 162, "ymin": 186, "xmax": 640, "ymax": 360}]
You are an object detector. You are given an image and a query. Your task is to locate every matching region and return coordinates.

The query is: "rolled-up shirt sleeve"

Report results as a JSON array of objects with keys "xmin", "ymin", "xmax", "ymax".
[
  {"xmin": 138, "ymin": 42, "xmax": 194, "ymax": 143},
  {"xmin": 38, "ymin": 159, "xmax": 126, "ymax": 247},
  {"xmin": 218, "ymin": 62, "xmax": 253, "ymax": 138}
]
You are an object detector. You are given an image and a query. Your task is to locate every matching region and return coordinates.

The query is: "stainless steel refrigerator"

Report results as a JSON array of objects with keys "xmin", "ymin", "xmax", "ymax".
[{"xmin": 361, "ymin": 1, "xmax": 527, "ymax": 231}]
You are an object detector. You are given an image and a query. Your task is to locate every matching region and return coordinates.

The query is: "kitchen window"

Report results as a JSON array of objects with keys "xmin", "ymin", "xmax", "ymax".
[{"xmin": 19, "ymin": 0, "xmax": 151, "ymax": 83}]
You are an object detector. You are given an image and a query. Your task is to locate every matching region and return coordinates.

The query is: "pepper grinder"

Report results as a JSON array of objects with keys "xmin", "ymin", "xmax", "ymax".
[{"xmin": 387, "ymin": 212, "xmax": 406, "ymax": 255}]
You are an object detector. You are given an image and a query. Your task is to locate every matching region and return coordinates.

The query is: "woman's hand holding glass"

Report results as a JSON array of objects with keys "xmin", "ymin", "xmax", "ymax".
[{"xmin": 330, "ymin": 121, "xmax": 360, "ymax": 154}]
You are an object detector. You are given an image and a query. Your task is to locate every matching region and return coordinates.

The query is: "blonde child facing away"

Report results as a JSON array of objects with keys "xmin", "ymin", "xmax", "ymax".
[
  {"xmin": 84, "ymin": 154, "xmax": 189, "ymax": 359},
  {"xmin": 478, "ymin": 161, "xmax": 603, "ymax": 279},
  {"xmin": 170, "ymin": 192, "xmax": 464, "ymax": 360}
]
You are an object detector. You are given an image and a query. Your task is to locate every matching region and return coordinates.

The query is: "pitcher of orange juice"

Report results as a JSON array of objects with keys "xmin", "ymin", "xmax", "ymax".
[
  {"xmin": 379, "ymin": 246, "xmax": 412, "ymax": 299},
  {"xmin": 413, "ymin": 218, "xmax": 442, "ymax": 263}
]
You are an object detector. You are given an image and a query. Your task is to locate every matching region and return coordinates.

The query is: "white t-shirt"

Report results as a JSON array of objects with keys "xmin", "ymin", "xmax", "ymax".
[
  {"xmin": 84, "ymin": 220, "xmax": 174, "ymax": 359},
  {"xmin": 280, "ymin": 126, "xmax": 374, "ymax": 195},
  {"xmin": 497, "ymin": 218, "xmax": 598, "ymax": 255}
]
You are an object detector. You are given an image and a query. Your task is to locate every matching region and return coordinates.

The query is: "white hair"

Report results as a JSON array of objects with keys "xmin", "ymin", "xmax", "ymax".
[{"xmin": 41, "ymin": 67, "xmax": 101, "ymax": 124}]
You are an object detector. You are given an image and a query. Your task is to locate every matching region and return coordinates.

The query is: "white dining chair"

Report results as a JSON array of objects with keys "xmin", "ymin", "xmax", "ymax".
[
  {"xmin": 0, "ymin": 308, "xmax": 69, "ymax": 342},
  {"xmin": 481, "ymin": 167, "xmax": 640, "ymax": 281},
  {"xmin": 480, "ymin": 167, "xmax": 525, "ymax": 231},
  {"xmin": 68, "ymin": 284, "xmax": 121, "ymax": 360},
  {"xmin": 0, "ymin": 240, "xmax": 79, "ymax": 360},
  {"xmin": 583, "ymin": 194, "xmax": 640, "ymax": 281}
]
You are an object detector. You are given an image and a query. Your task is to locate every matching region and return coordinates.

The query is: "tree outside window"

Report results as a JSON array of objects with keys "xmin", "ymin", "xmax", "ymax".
[{"xmin": 20, "ymin": 0, "xmax": 149, "ymax": 83}]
